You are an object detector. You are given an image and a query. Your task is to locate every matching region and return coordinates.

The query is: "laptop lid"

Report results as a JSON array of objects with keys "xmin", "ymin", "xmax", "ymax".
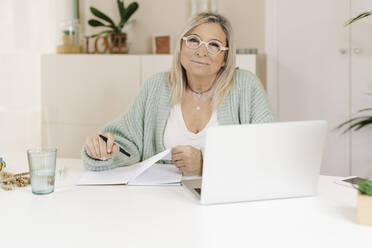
[{"xmin": 200, "ymin": 120, "xmax": 327, "ymax": 205}]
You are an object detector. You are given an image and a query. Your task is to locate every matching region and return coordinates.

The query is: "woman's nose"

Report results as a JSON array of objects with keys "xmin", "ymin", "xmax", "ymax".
[{"xmin": 195, "ymin": 43, "xmax": 208, "ymax": 56}]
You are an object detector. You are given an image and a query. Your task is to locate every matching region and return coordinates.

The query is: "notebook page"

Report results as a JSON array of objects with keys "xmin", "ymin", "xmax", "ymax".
[
  {"xmin": 128, "ymin": 164, "xmax": 182, "ymax": 186},
  {"xmin": 78, "ymin": 149, "xmax": 171, "ymax": 185}
]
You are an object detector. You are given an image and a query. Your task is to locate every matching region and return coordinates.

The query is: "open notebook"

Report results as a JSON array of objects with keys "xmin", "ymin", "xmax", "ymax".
[{"xmin": 78, "ymin": 149, "xmax": 182, "ymax": 186}]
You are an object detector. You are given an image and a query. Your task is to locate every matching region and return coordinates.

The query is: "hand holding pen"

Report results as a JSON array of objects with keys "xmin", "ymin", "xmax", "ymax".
[{"xmin": 84, "ymin": 132, "xmax": 130, "ymax": 161}]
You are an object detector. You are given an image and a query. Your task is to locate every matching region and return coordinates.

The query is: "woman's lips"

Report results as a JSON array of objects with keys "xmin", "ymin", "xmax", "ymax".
[{"xmin": 191, "ymin": 60, "xmax": 209, "ymax": 66}]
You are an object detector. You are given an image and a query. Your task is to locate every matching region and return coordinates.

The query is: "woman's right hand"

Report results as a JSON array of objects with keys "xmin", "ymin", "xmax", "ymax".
[{"xmin": 84, "ymin": 132, "xmax": 120, "ymax": 160}]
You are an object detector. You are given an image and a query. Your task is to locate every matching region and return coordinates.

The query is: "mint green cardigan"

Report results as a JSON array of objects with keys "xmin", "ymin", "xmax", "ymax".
[{"xmin": 82, "ymin": 69, "xmax": 277, "ymax": 171}]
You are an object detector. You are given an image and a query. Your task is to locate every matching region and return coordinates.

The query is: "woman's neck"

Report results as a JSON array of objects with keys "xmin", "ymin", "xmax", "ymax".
[{"xmin": 186, "ymin": 73, "xmax": 216, "ymax": 92}]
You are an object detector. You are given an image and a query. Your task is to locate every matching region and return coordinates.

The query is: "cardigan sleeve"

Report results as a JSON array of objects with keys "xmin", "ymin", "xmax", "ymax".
[
  {"xmin": 236, "ymin": 70, "xmax": 277, "ymax": 124},
  {"xmin": 81, "ymin": 79, "xmax": 151, "ymax": 171},
  {"xmin": 249, "ymin": 74, "xmax": 277, "ymax": 123}
]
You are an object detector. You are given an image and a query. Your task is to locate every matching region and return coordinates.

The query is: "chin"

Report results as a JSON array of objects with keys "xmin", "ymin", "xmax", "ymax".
[{"xmin": 188, "ymin": 69, "xmax": 212, "ymax": 77}]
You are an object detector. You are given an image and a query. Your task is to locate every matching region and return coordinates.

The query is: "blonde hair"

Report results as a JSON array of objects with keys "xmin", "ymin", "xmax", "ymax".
[{"xmin": 168, "ymin": 12, "xmax": 236, "ymax": 109}]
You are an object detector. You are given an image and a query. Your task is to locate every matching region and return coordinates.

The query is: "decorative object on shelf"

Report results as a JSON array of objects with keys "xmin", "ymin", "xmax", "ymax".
[
  {"xmin": 210, "ymin": 0, "xmax": 218, "ymax": 12},
  {"xmin": 248, "ymin": 48, "xmax": 258, "ymax": 54},
  {"xmin": 86, "ymin": 0, "xmax": 139, "ymax": 54},
  {"xmin": 191, "ymin": 0, "xmax": 198, "ymax": 16},
  {"xmin": 153, "ymin": 34, "xmax": 171, "ymax": 54},
  {"xmin": 190, "ymin": 0, "xmax": 218, "ymax": 16},
  {"xmin": 355, "ymin": 179, "xmax": 372, "ymax": 225},
  {"xmin": 57, "ymin": 19, "xmax": 82, "ymax": 53},
  {"xmin": 236, "ymin": 48, "xmax": 249, "ymax": 54},
  {"xmin": 201, "ymin": 0, "xmax": 209, "ymax": 12}
]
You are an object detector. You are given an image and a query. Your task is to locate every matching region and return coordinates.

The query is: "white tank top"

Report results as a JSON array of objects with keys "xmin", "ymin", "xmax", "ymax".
[{"xmin": 163, "ymin": 104, "xmax": 219, "ymax": 150}]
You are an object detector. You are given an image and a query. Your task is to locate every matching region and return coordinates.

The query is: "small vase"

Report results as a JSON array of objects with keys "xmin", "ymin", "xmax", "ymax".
[
  {"xmin": 357, "ymin": 192, "xmax": 372, "ymax": 225},
  {"xmin": 110, "ymin": 32, "xmax": 129, "ymax": 54}
]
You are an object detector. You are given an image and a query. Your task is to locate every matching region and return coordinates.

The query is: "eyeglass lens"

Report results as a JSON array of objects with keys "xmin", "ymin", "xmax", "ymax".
[{"xmin": 185, "ymin": 36, "xmax": 222, "ymax": 55}]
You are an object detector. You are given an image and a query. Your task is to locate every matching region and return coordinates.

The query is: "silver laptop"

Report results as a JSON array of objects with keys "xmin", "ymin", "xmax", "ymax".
[{"xmin": 182, "ymin": 120, "xmax": 327, "ymax": 205}]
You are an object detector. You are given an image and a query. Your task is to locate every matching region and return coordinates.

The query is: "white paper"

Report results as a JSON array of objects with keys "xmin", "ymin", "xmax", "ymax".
[
  {"xmin": 78, "ymin": 149, "xmax": 172, "ymax": 185},
  {"xmin": 126, "ymin": 149, "xmax": 171, "ymax": 182},
  {"xmin": 128, "ymin": 164, "xmax": 182, "ymax": 186}
]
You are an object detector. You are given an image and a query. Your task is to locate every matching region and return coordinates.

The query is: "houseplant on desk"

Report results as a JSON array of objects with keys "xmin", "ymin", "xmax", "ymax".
[{"xmin": 88, "ymin": 0, "xmax": 139, "ymax": 53}]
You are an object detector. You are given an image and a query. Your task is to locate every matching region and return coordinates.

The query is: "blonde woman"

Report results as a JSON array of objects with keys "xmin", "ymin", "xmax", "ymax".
[{"xmin": 82, "ymin": 12, "xmax": 276, "ymax": 174}]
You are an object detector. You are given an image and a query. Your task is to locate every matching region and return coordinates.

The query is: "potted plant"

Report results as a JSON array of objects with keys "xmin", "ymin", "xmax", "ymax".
[
  {"xmin": 355, "ymin": 179, "xmax": 372, "ymax": 225},
  {"xmin": 88, "ymin": 0, "xmax": 139, "ymax": 53}
]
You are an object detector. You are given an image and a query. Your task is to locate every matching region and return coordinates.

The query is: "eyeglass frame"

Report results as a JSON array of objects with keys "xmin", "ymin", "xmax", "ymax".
[{"xmin": 182, "ymin": 35, "xmax": 228, "ymax": 55}]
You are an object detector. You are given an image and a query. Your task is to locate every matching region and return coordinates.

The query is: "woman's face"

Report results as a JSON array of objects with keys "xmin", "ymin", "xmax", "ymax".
[{"xmin": 180, "ymin": 23, "xmax": 227, "ymax": 79}]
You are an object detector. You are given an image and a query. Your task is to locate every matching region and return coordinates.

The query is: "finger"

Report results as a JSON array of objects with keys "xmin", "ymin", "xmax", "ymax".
[
  {"xmin": 84, "ymin": 144, "xmax": 92, "ymax": 157},
  {"xmin": 99, "ymin": 136, "xmax": 108, "ymax": 160},
  {"xmin": 88, "ymin": 137, "xmax": 98, "ymax": 158},
  {"xmin": 106, "ymin": 133, "xmax": 115, "ymax": 154},
  {"xmin": 172, "ymin": 149, "xmax": 185, "ymax": 155},
  {"xmin": 172, "ymin": 155, "xmax": 183, "ymax": 162},
  {"xmin": 107, "ymin": 144, "xmax": 119, "ymax": 159},
  {"xmin": 174, "ymin": 160, "xmax": 185, "ymax": 168},
  {"xmin": 93, "ymin": 136, "xmax": 101, "ymax": 159},
  {"xmin": 85, "ymin": 144, "xmax": 93, "ymax": 158}
]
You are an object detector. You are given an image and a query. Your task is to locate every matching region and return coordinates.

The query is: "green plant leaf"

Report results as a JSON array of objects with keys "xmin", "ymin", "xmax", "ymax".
[
  {"xmin": 358, "ymin": 108, "xmax": 372, "ymax": 112},
  {"xmin": 88, "ymin": 19, "xmax": 107, "ymax": 27},
  {"xmin": 337, "ymin": 116, "xmax": 372, "ymax": 133},
  {"xmin": 90, "ymin": 30, "xmax": 113, "ymax": 38},
  {"xmin": 117, "ymin": 0, "xmax": 125, "ymax": 20},
  {"xmin": 118, "ymin": 2, "xmax": 139, "ymax": 30},
  {"xmin": 357, "ymin": 179, "xmax": 372, "ymax": 196},
  {"xmin": 345, "ymin": 11, "xmax": 372, "ymax": 26},
  {"xmin": 352, "ymin": 118, "xmax": 372, "ymax": 131},
  {"xmin": 90, "ymin": 7, "xmax": 116, "ymax": 26}
]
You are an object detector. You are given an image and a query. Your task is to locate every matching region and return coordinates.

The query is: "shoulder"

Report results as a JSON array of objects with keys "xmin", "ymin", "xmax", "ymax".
[
  {"xmin": 143, "ymin": 71, "xmax": 170, "ymax": 91},
  {"xmin": 233, "ymin": 69, "xmax": 262, "ymax": 90}
]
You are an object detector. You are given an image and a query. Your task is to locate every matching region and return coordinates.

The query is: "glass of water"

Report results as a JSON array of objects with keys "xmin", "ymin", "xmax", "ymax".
[{"xmin": 27, "ymin": 148, "xmax": 57, "ymax": 195}]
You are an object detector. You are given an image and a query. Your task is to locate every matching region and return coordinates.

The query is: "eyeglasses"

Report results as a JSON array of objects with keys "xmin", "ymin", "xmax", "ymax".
[{"xmin": 182, "ymin": 35, "xmax": 228, "ymax": 55}]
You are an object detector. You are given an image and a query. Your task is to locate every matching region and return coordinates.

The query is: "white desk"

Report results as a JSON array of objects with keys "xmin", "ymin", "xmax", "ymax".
[{"xmin": 1, "ymin": 155, "xmax": 371, "ymax": 248}]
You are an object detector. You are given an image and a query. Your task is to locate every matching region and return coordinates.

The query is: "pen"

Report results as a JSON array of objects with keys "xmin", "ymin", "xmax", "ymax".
[{"xmin": 99, "ymin": 134, "xmax": 131, "ymax": 157}]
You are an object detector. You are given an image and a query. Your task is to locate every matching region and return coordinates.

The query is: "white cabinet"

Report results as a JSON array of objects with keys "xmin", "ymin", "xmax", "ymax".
[
  {"xmin": 42, "ymin": 54, "xmax": 261, "ymax": 158},
  {"xmin": 266, "ymin": 0, "xmax": 372, "ymax": 176}
]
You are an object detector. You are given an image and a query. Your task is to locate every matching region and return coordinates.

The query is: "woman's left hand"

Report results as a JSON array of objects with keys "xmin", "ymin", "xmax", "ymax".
[{"xmin": 171, "ymin": 145, "xmax": 203, "ymax": 175}]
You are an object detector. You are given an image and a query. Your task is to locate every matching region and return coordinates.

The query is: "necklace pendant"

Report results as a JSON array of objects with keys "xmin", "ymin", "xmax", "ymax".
[
  {"xmin": 197, "ymin": 93, "xmax": 202, "ymax": 98},
  {"xmin": 196, "ymin": 106, "xmax": 200, "ymax": 110}
]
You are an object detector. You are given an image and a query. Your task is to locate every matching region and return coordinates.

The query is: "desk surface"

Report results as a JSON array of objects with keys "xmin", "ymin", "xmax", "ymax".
[{"xmin": 1, "ymin": 154, "xmax": 371, "ymax": 248}]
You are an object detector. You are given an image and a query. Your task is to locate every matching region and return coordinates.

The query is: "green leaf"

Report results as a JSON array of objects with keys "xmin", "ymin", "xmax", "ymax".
[
  {"xmin": 117, "ymin": 0, "xmax": 125, "ymax": 20},
  {"xmin": 337, "ymin": 116, "xmax": 372, "ymax": 133},
  {"xmin": 90, "ymin": 30, "xmax": 113, "ymax": 38},
  {"xmin": 119, "ymin": 2, "xmax": 139, "ymax": 30},
  {"xmin": 357, "ymin": 179, "xmax": 372, "ymax": 196},
  {"xmin": 90, "ymin": 7, "xmax": 116, "ymax": 26},
  {"xmin": 88, "ymin": 19, "xmax": 107, "ymax": 27},
  {"xmin": 345, "ymin": 11, "xmax": 372, "ymax": 26},
  {"xmin": 358, "ymin": 108, "xmax": 372, "ymax": 112},
  {"xmin": 352, "ymin": 118, "xmax": 372, "ymax": 131}
]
